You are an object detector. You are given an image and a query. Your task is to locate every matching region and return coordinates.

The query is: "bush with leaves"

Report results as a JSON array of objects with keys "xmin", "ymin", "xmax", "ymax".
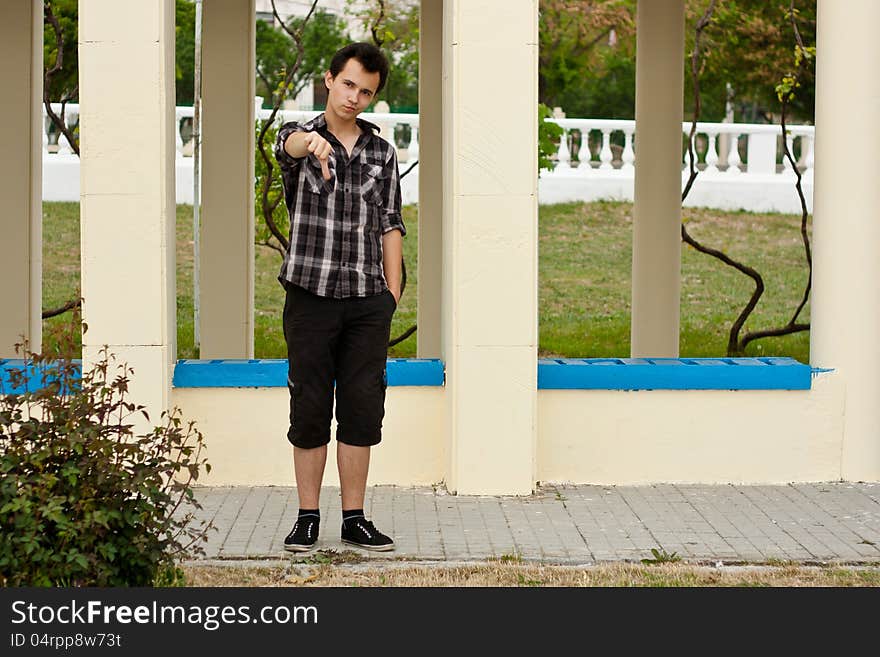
[
  {"xmin": 0, "ymin": 338, "xmax": 212, "ymax": 587},
  {"xmin": 539, "ymin": 102, "xmax": 565, "ymax": 173}
]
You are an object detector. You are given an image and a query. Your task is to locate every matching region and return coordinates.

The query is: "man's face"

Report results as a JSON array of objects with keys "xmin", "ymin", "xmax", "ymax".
[{"xmin": 324, "ymin": 58, "xmax": 381, "ymax": 121}]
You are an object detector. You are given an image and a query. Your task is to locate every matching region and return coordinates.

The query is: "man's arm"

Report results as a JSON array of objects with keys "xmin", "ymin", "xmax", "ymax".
[
  {"xmin": 382, "ymin": 229, "xmax": 403, "ymax": 303},
  {"xmin": 283, "ymin": 131, "xmax": 334, "ymax": 181},
  {"xmin": 379, "ymin": 146, "xmax": 405, "ymax": 304}
]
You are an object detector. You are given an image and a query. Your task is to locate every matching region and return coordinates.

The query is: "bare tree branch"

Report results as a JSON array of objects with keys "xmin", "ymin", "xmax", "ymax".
[
  {"xmin": 389, "ymin": 324, "xmax": 416, "ymax": 347},
  {"xmin": 680, "ymin": 0, "xmax": 765, "ymax": 356},
  {"xmin": 680, "ymin": 225, "xmax": 766, "ymax": 356},
  {"xmin": 255, "ymin": 0, "xmax": 322, "ymax": 253},
  {"xmin": 371, "ymin": 0, "xmax": 387, "ymax": 47},
  {"xmin": 256, "ymin": 238, "xmax": 286, "ymax": 258},
  {"xmin": 681, "ymin": 0, "xmax": 813, "ymax": 356},
  {"xmin": 399, "ymin": 159, "xmax": 418, "ymax": 179},
  {"xmin": 740, "ymin": 323, "xmax": 810, "ymax": 345},
  {"xmin": 43, "ymin": 1, "xmax": 80, "ymax": 157},
  {"xmin": 740, "ymin": 0, "xmax": 814, "ymax": 351},
  {"xmin": 682, "ymin": 0, "xmax": 717, "ymax": 200},
  {"xmin": 42, "ymin": 298, "xmax": 82, "ymax": 320}
]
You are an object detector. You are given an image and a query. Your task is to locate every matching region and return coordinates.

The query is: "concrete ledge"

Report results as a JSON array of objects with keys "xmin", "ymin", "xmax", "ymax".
[
  {"xmin": 171, "ymin": 358, "xmax": 445, "ymax": 387},
  {"xmin": 537, "ymin": 357, "xmax": 813, "ymax": 390},
  {"xmin": 172, "ymin": 356, "xmax": 811, "ymax": 390},
  {"xmin": 2, "ymin": 357, "xmax": 815, "ymax": 391},
  {"xmin": 0, "ymin": 358, "xmax": 82, "ymax": 394}
]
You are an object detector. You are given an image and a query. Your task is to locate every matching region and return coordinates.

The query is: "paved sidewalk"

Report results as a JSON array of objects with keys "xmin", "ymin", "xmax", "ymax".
[{"xmin": 187, "ymin": 482, "xmax": 880, "ymax": 565}]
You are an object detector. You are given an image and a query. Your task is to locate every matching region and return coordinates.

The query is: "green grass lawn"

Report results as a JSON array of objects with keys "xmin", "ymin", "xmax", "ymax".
[{"xmin": 41, "ymin": 200, "xmax": 811, "ymax": 362}]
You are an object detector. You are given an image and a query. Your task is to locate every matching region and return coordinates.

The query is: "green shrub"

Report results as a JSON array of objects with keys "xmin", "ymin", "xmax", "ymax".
[
  {"xmin": 0, "ymin": 340, "xmax": 212, "ymax": 587},
  {"xmin": 538, "ymin": 102, "xmax": 564, "ymax": 173}
]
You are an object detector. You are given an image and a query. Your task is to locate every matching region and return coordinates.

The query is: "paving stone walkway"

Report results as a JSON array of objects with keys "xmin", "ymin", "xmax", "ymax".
[{"xmin": 186, "ymin": 482, "xmax": 880, "ymax": 564}]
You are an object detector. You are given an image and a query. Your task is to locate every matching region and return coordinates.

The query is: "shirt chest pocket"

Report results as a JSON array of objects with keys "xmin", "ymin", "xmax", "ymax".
[
  {"xmin": 303, "ymin": 158, "xmax": 328, "ymax": 194},
  {"xmin": 359, "ymin": 162, "xmax": 386, "ymax": 200}
]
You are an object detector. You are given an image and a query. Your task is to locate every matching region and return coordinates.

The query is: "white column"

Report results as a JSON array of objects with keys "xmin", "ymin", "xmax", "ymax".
[
  {"xmin": 725, "ymin": 132, "xmax": 742, "ymax": 174},
  {"xmin": 417, "ymin": 0, "xmax": 442, "ymax": 358},
  {"xmin": 0, "ymin": 1, "xmax": 42, "ymax": 357},
  {"xmin": 811, "ymin": 0, "xmax": 880, "ymax": 481},
  {"xmin": 442, "ymin": 0, "xmax": 538, "ymax": 494},
  {"xmin": 630, "ymin": 0, "xmax": 685, "ymax": 357},
  {"xmin": 79, "ymin": 0, "xmax": 176, "ymax": 424},
  {"xmin": 199, "ymin": 0, "xmax": 256, "ymax": 358},
  {"xmin": 554, "ymin": 128, "xmax": 571, "ymax": 170}
]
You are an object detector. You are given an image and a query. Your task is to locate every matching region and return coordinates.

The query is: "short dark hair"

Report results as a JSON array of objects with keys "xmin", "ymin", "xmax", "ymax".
[{"xmin": 328, "ymin": 42, "xmax": 390, "ymax": 95}]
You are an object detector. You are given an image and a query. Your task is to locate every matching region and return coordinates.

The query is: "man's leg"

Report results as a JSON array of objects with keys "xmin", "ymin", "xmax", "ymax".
[
  {"xmin": 282, "ymin": 284, "xmax": 341, "ymax": 551},
  {"xmin": 294, "ymin": 445, "xmax": 328, "ymax": 509},
  {"xmin": 337, "ymin": 443, "xmax": 370, "ymax": 510},
  {"xmin": 334, "ymin": 290, "xmax": 396, "ymax": 550}
]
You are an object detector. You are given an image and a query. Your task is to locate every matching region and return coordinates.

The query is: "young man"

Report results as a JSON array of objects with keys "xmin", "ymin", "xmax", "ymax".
[{"xmin": 273, "ymin": 43, "xmax": 404, "ymax": 552}]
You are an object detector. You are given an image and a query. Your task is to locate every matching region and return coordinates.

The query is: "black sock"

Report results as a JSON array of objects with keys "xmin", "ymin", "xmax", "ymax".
[
  {"xmin": 342, "ymin": 509, "xmax": 364, "ymax": 526},
  {"xmin": 298, "ymin": 508, "xmax": 320, "ymax": 522}
]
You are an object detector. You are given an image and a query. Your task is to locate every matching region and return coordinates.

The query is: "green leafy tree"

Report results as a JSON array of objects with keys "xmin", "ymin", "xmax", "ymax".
[
  {"xmin": 43, "ymin": 0, "xmax": 78, "ymax": 104},
  {"xmin": 175, "ymin": 0, "xmax": 196, "ymax": 106},
  {"xmin": 256, "ymin": 10, "xmax": 350, "ymax": 109},
  {"xmin": 537, "ymin": 0, "xmax": 815, "ymax": 123},
  {"xmin": 347, "ymin": 0, "xmax": 420, "ymax": 111},
  {"xmin": 539, "ymin": 0, "xmax": 636, "ymax": 118},
  {"xmin": 374, "ymin": 2, "xmax": 420, "ymax": 111},
  {"xmin": 538, "ymin": 103, "xmax": 564, "ymax": 172},
  {"xmin": 691, "ymin": 0, "xmax": 816, "ymax": 123},
  {"xmin": 680, "ymin": 0, "xmax": 815, "ymax": 357}
]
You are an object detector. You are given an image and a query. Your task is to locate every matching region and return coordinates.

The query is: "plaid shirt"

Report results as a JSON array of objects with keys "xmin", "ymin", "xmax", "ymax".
[{"xmin": 274, "ymin": 113, "xmax": 406, "ymax": 298}]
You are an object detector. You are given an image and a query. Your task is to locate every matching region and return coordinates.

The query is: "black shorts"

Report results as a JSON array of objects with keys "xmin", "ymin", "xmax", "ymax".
[{"xmin": 282, "ymin": 284, "xmax": 396, "ymax": 449}]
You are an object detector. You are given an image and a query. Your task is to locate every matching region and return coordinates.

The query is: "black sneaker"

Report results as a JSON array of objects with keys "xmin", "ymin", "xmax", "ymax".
[
  {"xmin": 341, "ymin": 517, "xmax": 395, "ymax": 551},
  {"xmin": 283, "ymin": 515, "xmax": 319, "ymax": 552}
]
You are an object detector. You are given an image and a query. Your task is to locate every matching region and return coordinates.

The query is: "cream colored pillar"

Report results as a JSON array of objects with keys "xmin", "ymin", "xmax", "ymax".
[
  {"xmin": 0, "ymin": 1, "xmax": 42, "ymax": 357},
  {"xmin": 79, "ymin": 0, "xmax": 176, "ymax": 422},
  {"xmin": 630, "ymin": 0, "xmax": 685, "ymax": 357},
  {"xmin": 811, "ymin": 0, "xmax": 880, "ymax": 481},
  {"xmin": 416, "ymin": 0, "xmax": 443, "ymax": 358},
  {"xmin": 199, "ymin": 0, "xmax": 256, "ymax": 358},
  {"xmin": 441, "ymin": 0, "xmax": 538, "ymax": 494}
]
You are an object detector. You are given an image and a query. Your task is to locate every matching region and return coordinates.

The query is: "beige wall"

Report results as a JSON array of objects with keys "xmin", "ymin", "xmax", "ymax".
[
  {"xmin": 173, "ymin": 372, "xmax": 846, "ymax": 487},
  {"xmin": 538, "ymin": 372, "xmax": 844, "ymax": 485},
  {"xmin": 79, "ymin": 0, "xmax": 177, "ymax": 425},
  {"xmin": 174, "ymin": 387, "xmax": 446, "ymax": 486},
  {"xmin": 811, "ymin": 0, "xmax": 880, "ymax": 482},
  {"xmin": 199, "ymin": 0, "xmax": 256, "ymax": 359},
  {"xmin": 440, "ymin": 0, "xmax": 539, "ymax": 495},
  {"xmin": 0, "ymin": 1, "xmax": 42, "ymax": 356}
]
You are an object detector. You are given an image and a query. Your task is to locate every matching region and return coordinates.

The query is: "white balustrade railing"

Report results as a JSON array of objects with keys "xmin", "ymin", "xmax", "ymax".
[
  {"xmin": 40, "ymin": 102, "xmax": 815, "ymax": 212},
  {"xmin": 546, "ymin": 117, "xmax": 815, "ymax": 180},
  {"xmin": 44, "ymin": 102, "xmax": 810, "ymax": 178},
  {"xmin": 43, "ymin": 102, "xmax": 420, "ymax": 163}
]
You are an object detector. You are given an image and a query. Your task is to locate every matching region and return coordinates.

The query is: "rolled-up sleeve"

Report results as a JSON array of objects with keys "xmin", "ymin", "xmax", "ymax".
[
  {"xmin": 274, "ymin": 121, "xmax": 305, "ymax": 172},
  {"xmin": 381, "ymin": 147, "xmax": 406, "ymax": 236}
]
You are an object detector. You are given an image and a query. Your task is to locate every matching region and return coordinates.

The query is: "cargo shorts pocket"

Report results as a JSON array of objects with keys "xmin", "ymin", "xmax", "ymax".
[{"xmin": 288, "ymin": 377, "xmax": 301, "ymax": 415}]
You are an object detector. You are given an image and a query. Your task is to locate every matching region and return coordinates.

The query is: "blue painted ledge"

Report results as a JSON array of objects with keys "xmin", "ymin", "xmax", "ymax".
[
  {"xmin": 0, "ymin": 359, "xmax": 82, "ymax": 394},
  {"xmin": 2, "ymin": 357, "xmax": 818, "ymax": 392},
  {"xmin": 537, "ymin": 357, "xmax": 814, "ymax": 390},
  {"xmin": 172, "ymin": 358, "xmax": 445, "ymax": 388}
]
